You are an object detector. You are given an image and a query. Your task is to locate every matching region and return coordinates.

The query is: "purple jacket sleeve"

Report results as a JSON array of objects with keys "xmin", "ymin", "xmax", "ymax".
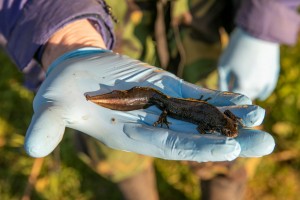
[
  {"xmin": 236, "ymin": 0, "xmax": 300, "ymax": 45},
  {"xmin": 0, "ymin": 0, "xmax": 115, "ymax": 70}
]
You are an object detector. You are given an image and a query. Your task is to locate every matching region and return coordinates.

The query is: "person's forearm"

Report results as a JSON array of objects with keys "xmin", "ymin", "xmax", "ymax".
[
  {"xmin": 0, "ymin": 0, "xmax": 115, "ymax": 70},
  {"xmin": 42, "ymin": 19, "xmax": 107, "ymax": 70},
  {"xmin": 236, "ymin": 0, "xmax": 300, "ymax": 45}
]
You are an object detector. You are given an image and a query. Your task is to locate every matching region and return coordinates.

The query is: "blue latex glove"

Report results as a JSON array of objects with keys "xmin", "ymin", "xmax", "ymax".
[
  {"xmin": 218, "ymin": 27, "xmax": 280, "ymax": 100},
  {"xmin": 25, "ymin": 48, "xmax": 275, "ymax": 162}
]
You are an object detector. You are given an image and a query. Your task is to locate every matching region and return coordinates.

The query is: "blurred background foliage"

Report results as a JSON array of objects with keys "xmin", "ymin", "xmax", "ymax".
[{"xmin": 1, "ymin": 29, "xmax": 300, "ymax": 200}]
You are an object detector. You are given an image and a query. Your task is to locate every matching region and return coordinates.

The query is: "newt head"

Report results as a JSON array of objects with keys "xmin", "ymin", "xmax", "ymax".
[
  {"xmin": 221, "ymin": 119, "xmax": 239, "ymax": 138},
  {"xmin": 221, "ymin": 110, "xmax": 243, "ymax": 138}
]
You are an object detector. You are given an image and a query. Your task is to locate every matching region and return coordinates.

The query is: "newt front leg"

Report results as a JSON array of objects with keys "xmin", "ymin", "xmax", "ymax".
[{"xmin": 153, "ymin": 110, "xmax": 172, "ymax": 128}]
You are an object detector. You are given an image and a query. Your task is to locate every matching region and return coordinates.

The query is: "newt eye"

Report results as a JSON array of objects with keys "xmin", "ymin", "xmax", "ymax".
[
  {"xmin": 225, "ymin": 129, "xmax": 231, "ymax": 136},
  {"xmin": 234, "ymin": 123, "xmax": 238, "ymax": 129}
]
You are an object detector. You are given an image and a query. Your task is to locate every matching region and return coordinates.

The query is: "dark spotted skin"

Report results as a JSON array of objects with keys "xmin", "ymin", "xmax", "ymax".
[{"xmin": 86, "ymin": 87, "xmax": 242, "ymax": 137}]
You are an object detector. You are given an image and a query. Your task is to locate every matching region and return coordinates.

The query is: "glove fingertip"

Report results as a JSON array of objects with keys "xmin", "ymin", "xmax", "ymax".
[
  {"xmin": 25, "ymin": 107, "xmax": 66, "ymax": 157},
  {"xmin": 237, "ymin": 129, "xmax": 275, "ymax": 157}
]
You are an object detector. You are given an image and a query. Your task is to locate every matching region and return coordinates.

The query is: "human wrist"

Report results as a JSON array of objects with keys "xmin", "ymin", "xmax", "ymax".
[{"xmin": 41, "ymin": 19, "xmax": 107, "ymax": 70}]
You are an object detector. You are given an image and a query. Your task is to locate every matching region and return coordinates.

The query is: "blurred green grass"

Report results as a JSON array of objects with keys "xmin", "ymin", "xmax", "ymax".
[{"xmin": 1, "ymin": 38, "xmax": 300, "ymax": 199}]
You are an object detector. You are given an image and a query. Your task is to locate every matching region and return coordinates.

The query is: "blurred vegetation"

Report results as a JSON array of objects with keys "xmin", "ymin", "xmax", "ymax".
[
  {"xmin": 244, "ymin": 40, "xmax": 300, "ymax": 200},
  {"xmin": 1, "ymin": 39, "xmax": 300, "ymax": 200}
]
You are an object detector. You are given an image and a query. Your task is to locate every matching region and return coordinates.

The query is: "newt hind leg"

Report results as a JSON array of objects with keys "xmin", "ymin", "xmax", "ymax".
[
  {"xmin": 199, "ymin": 95, "xmax": 212, "ymax": 102},
  {"xmin": 153, "ymin": 110, "xmax": 172, "ymax": 128}
]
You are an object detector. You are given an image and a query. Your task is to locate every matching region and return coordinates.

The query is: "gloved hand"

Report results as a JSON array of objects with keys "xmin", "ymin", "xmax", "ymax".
[
  {"xmin": 218, "ymin": 27, "xmax": 280, "ymax": 100},
  {"xmin": 25, "ymin": 47, "xmax": 275, "ymax": 162}
]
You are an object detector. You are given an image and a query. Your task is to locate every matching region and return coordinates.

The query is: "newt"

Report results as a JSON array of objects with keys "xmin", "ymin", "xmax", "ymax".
[{"xmin": 86, "ymin": 86, "xmax": 243, "ymax": 137}]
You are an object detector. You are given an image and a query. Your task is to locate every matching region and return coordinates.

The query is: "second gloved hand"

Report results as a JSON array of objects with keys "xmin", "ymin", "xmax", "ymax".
[
  {"xmin": 218, "ymin": 27, "xmax": 280, "ymax": 100},
  {"xmin": 25, "ymin": 48, "xmax": 275, "ymax": 162}
]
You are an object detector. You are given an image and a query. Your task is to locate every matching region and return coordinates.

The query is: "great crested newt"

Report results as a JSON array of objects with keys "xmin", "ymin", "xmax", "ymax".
[{"xmin": 86, "ymin": 86, "xmax": 243, "ymax": 137}]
